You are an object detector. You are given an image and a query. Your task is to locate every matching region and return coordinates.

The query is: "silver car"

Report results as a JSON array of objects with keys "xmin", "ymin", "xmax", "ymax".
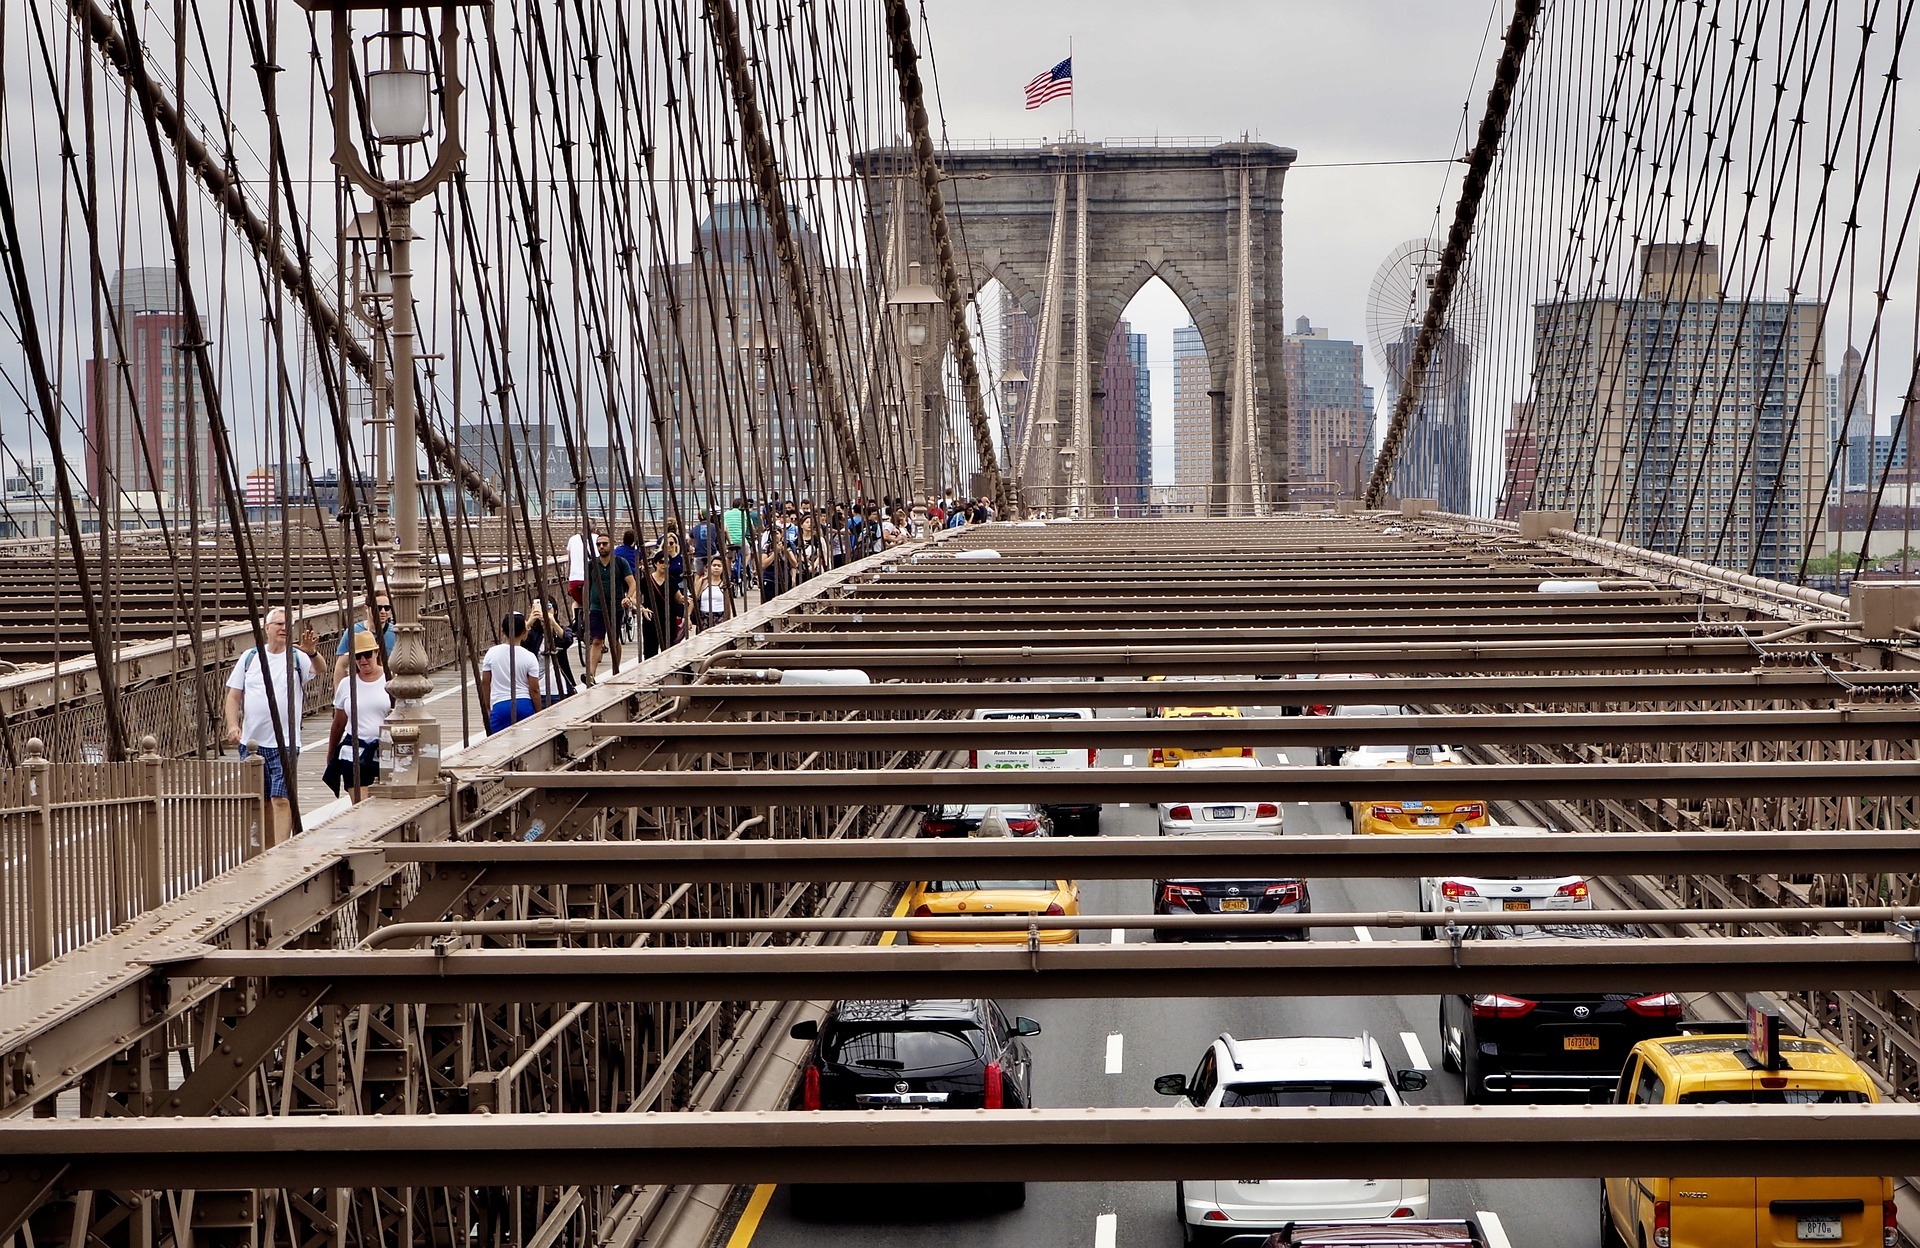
[
  {"xmin": 1418, "ymin": 824, "xmax": 1594, "ymax": 939},
  {"xmin": 1155, "ymin": 756, "xmax": 1284, "ymax": 835}
]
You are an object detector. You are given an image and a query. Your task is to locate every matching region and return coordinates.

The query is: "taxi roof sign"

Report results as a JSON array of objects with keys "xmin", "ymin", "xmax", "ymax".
[{"xmin": 1745, "ymin": 995, "xmax": 1790, "ymax": 1071}]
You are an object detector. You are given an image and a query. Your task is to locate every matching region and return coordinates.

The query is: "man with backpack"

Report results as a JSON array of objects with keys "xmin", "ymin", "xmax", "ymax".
[{"xmin": 224, "ymin": 606, "xmax": 321, "ymax": 847}]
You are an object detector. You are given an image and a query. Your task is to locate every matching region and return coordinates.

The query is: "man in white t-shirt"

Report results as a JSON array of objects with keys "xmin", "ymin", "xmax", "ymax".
[
  {"xmin": 224, "ymin": 606, "xmax": 320, "ymax": 847},
  {"xmin": 565, "ymin": 525, "xmax": 599, "ymax": 610},
  {"xmin": 481, "ymin": 611, "xmax": 546, "ymax": 734}
]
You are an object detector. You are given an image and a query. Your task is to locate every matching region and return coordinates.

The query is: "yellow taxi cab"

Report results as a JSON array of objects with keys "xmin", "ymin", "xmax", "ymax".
[
  {"xmin": 1341, "ymin": 743, "xmax": 1489, "ymax": 835},
  {"xmin": 1150, "ymin": 705, "xmax": 1256, "ymax": 767},
  {"xmin": 903, "ymin": 878, "xmax": 1080, "ymax": 945},
  {"xmin": 1603, "ymin": 1003, "xmax": 1892, "ymax": 1248}
]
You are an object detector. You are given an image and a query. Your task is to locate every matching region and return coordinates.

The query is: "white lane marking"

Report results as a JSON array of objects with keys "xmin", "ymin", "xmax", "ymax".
[
  {"xmin": 1478, "ymin": 1211, "xmax": 1513, "ymax": 1248},
  {"xmin": 1094, "ymin": 1212, "xmax": 1118, "ymax": 1248},
  {"xmin": 1111, "ymin": 928, "xmax": 1126, "ymax": 945},
  {"xmin": 1104, "ymin": 1033, "xmax": 1124, "ymax": 1075},
  {"xmin": 1118, "ymin": 803, "xmax": 1130, "ymax": 808},
  {"xmin": 1353, "ymin": 925, "xmax": 1374, "ymax": 942},
  {"xmin": 1123, "ymin": 753, "xmax": 1134, "ymax": 766},
  {"xmin": 1399, "ymin": 1031, "xmax": 1431, "ymax": 1071}
]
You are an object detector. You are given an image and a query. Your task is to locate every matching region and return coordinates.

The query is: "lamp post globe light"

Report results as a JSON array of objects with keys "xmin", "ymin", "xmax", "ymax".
[
  {"xmin": 305, "ymin": 0, "xmax": 480, "ymax": 792},
  {"xmin": 888, "ymin": 260, "xmax": 943, "ymax": 498}
]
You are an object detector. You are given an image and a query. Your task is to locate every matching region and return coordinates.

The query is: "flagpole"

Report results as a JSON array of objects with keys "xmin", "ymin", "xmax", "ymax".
[{"xmin": 1068, "ymin": 37, "xmax": 1076, "ymax": 138}]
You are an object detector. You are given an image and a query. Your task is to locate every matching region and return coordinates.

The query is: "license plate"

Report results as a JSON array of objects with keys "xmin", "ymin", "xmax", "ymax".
[
  {"xmin": 1209, "ymin": 806, "xmax": 1241, "ymax": 819},
  {"xmin": 1563, "ymin": 1035, "xmax": 1600, "ymax": 1051},
  {"xmin": 1416, "ymin": 815, "xmax": 1441, "ymax": 827},
  {"xmin": 1797, "ymin": 1219, "xmax": 1843, "ymax": 1241},
  {"xmin": 1220, "ymin": 897, "xmax": 1251, "ymax": 912},
  {"xmin": 1503, "ymin": 899, "xmax": 1532, "ymax": 911}
]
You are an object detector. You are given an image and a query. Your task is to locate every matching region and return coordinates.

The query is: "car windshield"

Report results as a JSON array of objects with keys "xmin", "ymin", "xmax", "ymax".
[
  {"xmin": 827, "ymin": 1027, "xmax": 980, "ymax": 1070},
  {"xmin": 1676, "ymin": 1088, "xmax": 1870, "ymax": 1105},
  {"xmin": 924, "ymin": 880, "xmax": 1054, "ymax": 892},
  {"xmin": 1219, "ymin": 1081, "xmax": 1393, "ymax": 1107}
]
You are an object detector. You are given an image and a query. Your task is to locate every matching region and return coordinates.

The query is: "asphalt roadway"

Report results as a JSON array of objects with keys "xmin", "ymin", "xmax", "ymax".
[{"xmin": 731, "ymin": 703, "xmax": 1595, "ymax": 1248}]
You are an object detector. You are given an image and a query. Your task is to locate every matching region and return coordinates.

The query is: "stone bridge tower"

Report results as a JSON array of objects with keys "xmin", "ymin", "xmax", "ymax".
[{"xmin": 855, "ymin": 139, "xmax": 1296, "ymax": 512}]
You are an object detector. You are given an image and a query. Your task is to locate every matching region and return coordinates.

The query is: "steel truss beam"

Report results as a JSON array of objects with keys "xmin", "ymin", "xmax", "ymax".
[
  {"xmin": 588, "ymin": 709, "xmax": 1920, "ymax": 752},
  {"xmin": 383, "ymin": 831, "xmax": 1920, "ymax": 886},
  {"xmin": 158, "ymin": 936, "xmax": 1920, "ymax": 1003},
  {"xmin": 3, "ymin": 1107, "xmax": 1917, "ymax": 1198},
  {"xmin": 499, "ymin": 760, "xmax": 1920, "ymax": 806},
  {"xmin": 719, "ymin": 639, "xmax": 1858, "ymax": 678},
  {"xmin": 651, "ymin": 671, "xmax": 1920, "ymax": 711}
]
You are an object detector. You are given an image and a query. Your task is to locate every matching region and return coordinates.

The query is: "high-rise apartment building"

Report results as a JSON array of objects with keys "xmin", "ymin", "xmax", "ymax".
[
  {"xmin": 1500, "ymin": 403, "xmax": 1539, "ymax": 519},
  {"xmin": 1281, "ymin": 317, "xmax": 1369, "ymax": 501},
  {"xmin": 1171, "ymin": 323, "xmax": 1211, "ymax": 508},
  {"xmin": 646, "ymin": 203, "xmax": 862, "ymax": 502},
  {"xmin": 1095, "ymin": 319, "xmax": 1150, "ymax": 511},
  {"xmin": 83, "ymin": 268, "xmax": 216, "ymax": 511},
  {"xmin": 1531, "ymin": 242, "xmax": 1826, "ymax": 578},
  {"xmin": 1382, "ymin": 323, "xmax": 1473, "ymax": 512}
]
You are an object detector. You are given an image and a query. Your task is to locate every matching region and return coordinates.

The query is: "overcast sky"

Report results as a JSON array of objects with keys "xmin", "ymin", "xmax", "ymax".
[{"xmin": 919, "ymin": 0, "xmax": 1504, "ymax": 480}]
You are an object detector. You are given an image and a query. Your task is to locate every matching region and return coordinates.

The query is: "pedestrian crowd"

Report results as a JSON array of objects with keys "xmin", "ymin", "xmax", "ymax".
[{"xmin": 222, "ymin": 493, "xmax": 995, "ymax": 837}]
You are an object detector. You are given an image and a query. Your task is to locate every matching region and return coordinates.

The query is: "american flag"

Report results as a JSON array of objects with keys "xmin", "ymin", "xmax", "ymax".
[{"xmin": 1024, "ymin": 57, "xmax": 1072, "ymax": 110}]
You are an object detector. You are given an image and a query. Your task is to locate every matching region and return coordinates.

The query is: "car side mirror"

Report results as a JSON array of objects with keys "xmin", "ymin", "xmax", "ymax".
[
  {"xmin": 1394, "ymin": 1068, "xmax": 1429, "ymax": 1093},
  {"xmin": 789, "ymin": 1020, "xmax": 819, "ymax": 1042},
  {"xmin": 1011, "ymin": 1016, "xmax": 1042, "ymax": 1037},
  {"xmin": 1153, "ymin": 1073, "xmax": 1189, "ymax": 1096}
]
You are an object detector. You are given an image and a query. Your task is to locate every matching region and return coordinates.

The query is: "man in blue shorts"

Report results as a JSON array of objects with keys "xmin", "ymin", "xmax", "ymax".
[{"xmin": 224, "ymin": 606, "xmax": 320, "ymax": 846}]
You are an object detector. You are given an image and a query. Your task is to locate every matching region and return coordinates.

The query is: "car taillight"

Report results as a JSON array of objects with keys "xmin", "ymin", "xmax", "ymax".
[
  {"xmin": 1391, "ymin": 1208, "xmax": 1416, "ymax": 1219},
  {"xmin": 969, "ymin": 750, "xmax": 977, "ymax": 768},
  {"xmin": 1043, "ymin": 902, "xmax": 1066, "ymax": 916},
  {"xmin": 1654, "ymin": 1201, "xmax": 1670, "ymax": 1248},
  {"xmin": 1454, "ymin": 803, "xmax": 1484, "ymax": 818},
  {"xmin": 911, "ymin": 904, "xmax": 933, "ymax": 917},
  {"xmin": 1151, "ymin": 748, "xmax": 1165, "ymax": 765},
  {"xmin": 1256, "ymin": 802, "xmax": 1279, "ymax": 818},
  {"xmin": 1371, "ymin": 803, "xmax": 1403, "ymax": 816},
  {"xmin": 1884, "ymin": 1200, "xmax": 1898, "ymax": 1248},
  {"xmin": 1163, "ymin": 883, "xmax": 1203, "ymax": 908},
  {"xmin": 1088, "ymin": 748, "xmax": 1097, "ymax": 765},
  {"xmin": 803, "ymin": 1064, "xmax": 821, "ymax": 1110},
  {"xmin": 1241, "ymin": 747, "xmax": 1255, "ymax": 758},
  {"xmin": 1265, "ymin": 882, "xmax": 1301, "ymax": 904},
  {"xmin": 1439, "ymin": 880, "xmax": 1478, "ymax": 900},
  {"xmin": 922, "ymin": 821, "xmax": 957, "ymax": 837},
  {"xmin": 984, "ymin": 1062, "xmax": 1003, "ymax": 1108},
  {"xmin": 1308, "ymin": 704, "xmax": 1331, "ymax": 716},
  {"xmin": 1556, "ymin": 879, "xmax": 1590, "ymax": 900},
  {"xmin": 1471, "ymin": 993, "xmax": 1537, "ymax": 1019},
  {"xmin": 1625, "ymin": 992, "xmax": 1684, "ymax": 1020},
  {"xmin": 1007, "ymin": 817, "xmax": 1040, "ymax": 834},
  {"xmin": 1167, "ymin": 804, "xmax": 1193, "ymax": 820}
]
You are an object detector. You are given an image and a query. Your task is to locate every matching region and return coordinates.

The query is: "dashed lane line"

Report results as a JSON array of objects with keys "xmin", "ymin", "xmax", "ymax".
[
  {"xmin": 1399, "ymin": 1030, "xmax": 1431, "ymax": 1071},
  {"xmin": 1105, "ymin": 1032, "xmax": 1124, "ymax": 1075},
  {"xmin": 1094, "ymin": 1212, "xmax": 1118, "ymax": 1248}
]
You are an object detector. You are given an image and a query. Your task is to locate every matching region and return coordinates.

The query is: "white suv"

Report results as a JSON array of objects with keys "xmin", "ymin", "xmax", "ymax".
[
  {"xmin": 970, "ymin": 707, "xmax": 1100, "ymax": 835},
  {"xmin": 1155, "ymin": 1033, "xmax": 1431, "ymax": 1242}
]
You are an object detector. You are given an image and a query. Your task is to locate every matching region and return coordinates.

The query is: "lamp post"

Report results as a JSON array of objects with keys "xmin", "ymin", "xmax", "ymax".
[
  {"xmin": 888, "ymin": 261, "xmax": 943, "ymax": 499},
  {"xmin": 309, "ymin": 0, "xmax": 474, "ymax": 792}
]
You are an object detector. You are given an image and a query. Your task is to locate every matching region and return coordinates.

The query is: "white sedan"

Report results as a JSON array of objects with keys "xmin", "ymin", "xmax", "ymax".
[
  {"xmin": 1156, "ymin": 756, "xmax": 1283, "ymax": 835},
  {"xmin": 1417, "ymin": 824, "xmax": 1594, "ymax": 938}
]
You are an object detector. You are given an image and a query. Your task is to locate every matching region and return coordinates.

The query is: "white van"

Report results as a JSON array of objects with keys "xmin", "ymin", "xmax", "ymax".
[{"xmin": 969, "ymin": 707, "xmax": 1100, "ymax": 835}]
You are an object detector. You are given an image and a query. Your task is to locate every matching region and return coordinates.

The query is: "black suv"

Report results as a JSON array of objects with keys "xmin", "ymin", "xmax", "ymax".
[
  {"xmin": 1436, "ymin": 923, "xmax": 1682, "ymax": 1102},
  {"xmin": 788, "ymin": 999, "xmax": 1041, "ymax": 1215}
]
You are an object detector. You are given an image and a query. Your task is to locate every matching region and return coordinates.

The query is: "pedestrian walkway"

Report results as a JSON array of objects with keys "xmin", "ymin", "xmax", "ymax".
[{"xmin": 289, "ymin": 672, "xmax": 491, "ymax": 831}]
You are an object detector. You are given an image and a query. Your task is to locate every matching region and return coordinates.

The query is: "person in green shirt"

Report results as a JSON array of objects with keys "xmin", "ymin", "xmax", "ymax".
[{"xmin": 582, "ymin": 535, "xmax": 637, "ymax": 685}]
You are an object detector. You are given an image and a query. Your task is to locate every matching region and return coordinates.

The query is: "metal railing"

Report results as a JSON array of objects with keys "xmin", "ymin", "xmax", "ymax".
[{"xmin": 0, "ymin": 736, "xmax": 264, "ymax": 985}]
